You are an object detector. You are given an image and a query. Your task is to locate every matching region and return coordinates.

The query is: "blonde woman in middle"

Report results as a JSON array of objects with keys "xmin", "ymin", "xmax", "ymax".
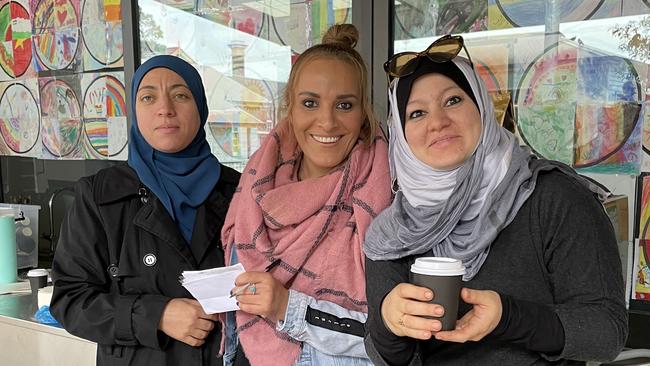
[{"xmin": 221, "ymin": 24, "xmax": 392, "ymax": 366}]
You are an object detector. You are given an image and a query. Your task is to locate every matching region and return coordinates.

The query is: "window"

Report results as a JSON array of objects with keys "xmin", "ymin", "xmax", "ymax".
[{"xmin": 137, "ymin": 0, "xmax": 353, "ymax": 171}]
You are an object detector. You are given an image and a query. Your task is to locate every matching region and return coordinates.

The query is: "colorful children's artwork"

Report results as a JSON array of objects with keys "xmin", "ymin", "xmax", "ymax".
[
  {"xmin": 0, "ymin": 0, "xmax": 34, "ymax": 80},
  {"xmin": 0, "ymin": 0, "xmax": 126, "ymax": 160},
  {"xmin": 394, "ymin": 0, "xmax": 487, "ymax": 40},
  {"xmin": 642, "ymin": 99, "xmax": 650, "ymax": 172},
  {"xmin": 81, "ymin": 0, "xmax": 124, "ymax": 70},
  {"xmin": 515, "ymin": 41, "xmax": 644, "ymax": 174},
  {"xmin": 516, "ymin": 43, "xmax": 577, "ymax": 165},
  {"xmin": 635, "ymin": 175, "xmax": 650, "ymax": 301},
  {"xmin": 471, "ymin": 42, "xmax": 509, "ymax": 93},
  {"xmin": 81, "ymin": 72, "xmax": 127, "ymax": 159},
  {"xmin": 31, "ymin": 0, "xmax": 81, "ymax": 71},
  {"xmin": 469, "ymin": 42, "xmax": 511, "ymax": 127},
  {"xmin": 575, "ymin": 51, "xmax": 644, "ymax": 174},
  {"xmin": 39, "ymin": 76, "xmax": 84, "ymax": 159},
  {"xmin": 488, "ymin": 0, "xmax": 619, "ymax": 30},
  {"xmin": 310, "ymin": 0, "xmax": 351, "ymax": 44},
  {"xmin": 230, "ymin": 1, "xmax": 264, "ymax": 37},
  {"xmin": 0, "ymin": 79, "xmax": 40, "ymax": 156}
]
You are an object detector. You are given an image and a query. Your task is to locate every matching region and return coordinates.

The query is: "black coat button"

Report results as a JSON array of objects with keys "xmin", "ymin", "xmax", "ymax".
[{"xmin": 107, "ymin": 264, "xmax": 119, "ymax": 277}]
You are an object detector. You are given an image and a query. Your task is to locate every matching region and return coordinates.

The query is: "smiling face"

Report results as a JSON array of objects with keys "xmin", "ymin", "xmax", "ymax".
[
  {"xmin": 289, "ymin": 57, "xmax": 364, "ymax": 180},
  {"xmin": 135, "ymin": 68, "xmax": 200, "ymax": 153},
  {"xmin": 404, "ymin": 72, "xmax": 481, "ymax": 170}
]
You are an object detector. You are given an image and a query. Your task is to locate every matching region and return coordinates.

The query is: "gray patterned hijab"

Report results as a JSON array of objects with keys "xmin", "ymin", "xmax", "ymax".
[{"xmin": 364, "ymin": 56, "xmax": 607, "ymax": 281}]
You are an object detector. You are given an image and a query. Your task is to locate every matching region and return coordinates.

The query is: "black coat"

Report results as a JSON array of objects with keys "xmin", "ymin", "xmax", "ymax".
[{"xmin": 51, "ymin": 164, "xmax": 240, "ymax": 366}]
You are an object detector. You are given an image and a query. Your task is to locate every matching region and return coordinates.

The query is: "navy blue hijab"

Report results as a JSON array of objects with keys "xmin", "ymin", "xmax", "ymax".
[{"xmin": 128, "ymin": 55, "xmax": 221, "ymax": 244}]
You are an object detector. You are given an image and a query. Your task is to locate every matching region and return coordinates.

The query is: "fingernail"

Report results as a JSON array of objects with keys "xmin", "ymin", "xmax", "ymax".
[
  {"xmin": 434, "ymin": 307, "xmax": 444, "ymax": 316},
  {"xmin": 425, "ymin": 291, "xmax": 433, "ymax": 299},
  {"xmin": 236, "ymin": 302, "xmax": 239, "ymax": 306}
]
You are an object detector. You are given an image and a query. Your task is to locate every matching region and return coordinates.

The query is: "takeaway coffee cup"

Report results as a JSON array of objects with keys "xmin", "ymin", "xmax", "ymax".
[
  {"xmin": 410, "ymin": 257, "xmax": 465, "ymax": 331},
  {"xmin": 27, "ymin": 268, "xmax": 49, "ymax": 296}
]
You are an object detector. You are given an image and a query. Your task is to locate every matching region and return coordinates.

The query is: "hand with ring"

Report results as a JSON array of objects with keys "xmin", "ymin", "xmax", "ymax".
[
  {"xmin": 381, "ymin": 283, "xmax": 445, "ymax": 340},
  {"xmin": 233, "ymin": 271, "xmax": 289, "ymax": 322}
]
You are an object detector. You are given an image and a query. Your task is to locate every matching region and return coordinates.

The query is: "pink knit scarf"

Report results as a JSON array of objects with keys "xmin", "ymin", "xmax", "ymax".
[{"xmin": 222, "ymin": 124, "xmax": 391, "ymax": 366}]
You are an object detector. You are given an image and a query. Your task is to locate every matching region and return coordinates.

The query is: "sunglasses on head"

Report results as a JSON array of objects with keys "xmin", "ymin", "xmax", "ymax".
[{"xmin": 383, "ymin": 35, "xmax": 473, "ymax": 79}]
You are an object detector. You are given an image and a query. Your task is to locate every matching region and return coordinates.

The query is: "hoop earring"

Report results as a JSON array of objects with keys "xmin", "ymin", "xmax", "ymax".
[{"xmin": 391, "ymin": 178, "xmax": 399, "ymax": 194}]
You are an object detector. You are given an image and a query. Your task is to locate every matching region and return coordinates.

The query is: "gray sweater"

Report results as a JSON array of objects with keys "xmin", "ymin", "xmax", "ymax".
[{"xmin": 365, "ymin": 170, "xmax": 628, "ymax": 366}]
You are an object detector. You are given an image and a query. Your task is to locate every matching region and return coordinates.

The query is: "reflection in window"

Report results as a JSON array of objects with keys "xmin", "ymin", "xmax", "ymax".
[{"xmin": 138, "ymin": 0, "xmax": 351, "ymax": 171}]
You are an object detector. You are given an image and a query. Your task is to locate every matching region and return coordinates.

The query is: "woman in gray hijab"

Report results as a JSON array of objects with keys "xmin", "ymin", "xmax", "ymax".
[{"xmin": 363, "ymin": 35, "xmax": 627, "ymax": 366}]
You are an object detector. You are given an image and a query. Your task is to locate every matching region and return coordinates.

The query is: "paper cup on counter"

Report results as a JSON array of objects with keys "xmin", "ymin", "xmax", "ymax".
[{"xmin": 27, "ymin": 268, "xmax": 48, "ymax": 296}]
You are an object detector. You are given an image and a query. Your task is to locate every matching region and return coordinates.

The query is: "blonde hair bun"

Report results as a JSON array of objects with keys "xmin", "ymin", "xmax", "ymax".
[{"xmin": 321, "ymin": 24, "xmax": 358, "ymax": 49}]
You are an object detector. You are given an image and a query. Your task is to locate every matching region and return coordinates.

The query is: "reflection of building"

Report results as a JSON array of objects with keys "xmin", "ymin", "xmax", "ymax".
[
  {"xmin": 161, "ymin": 44, "xmax": 279, "ymax": 170},
  {"xmin": 199, "ymin": 58, "xmax": 279, "ymax": 169}
]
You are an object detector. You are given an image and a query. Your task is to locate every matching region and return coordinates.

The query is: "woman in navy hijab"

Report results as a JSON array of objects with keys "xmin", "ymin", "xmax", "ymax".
[{"xmin": 51, "ymin": 55, "xmax": 241, "ymax": 366}]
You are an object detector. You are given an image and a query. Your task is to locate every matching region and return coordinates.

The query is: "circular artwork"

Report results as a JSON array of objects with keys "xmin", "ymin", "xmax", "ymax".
[
  {"xmin": 82, "ymin": 75, "xmax": 127, "ymax": 157},
  {"xmin": 515, "ymin": 43, "xmax": 642, "ymax": 168},
  {"xmin": 40, "ymin": 79, "xmax": 82, "ymax": 157},
  {"xmin": 33, "ymin": 0, "xmax": 80, "ymax": 70},
  {"xmin": 0, "ymin": 83, "xmax": 40, "ymax": 154},
  {"xmin": 81, "ymin": 0, "xmax": 123, "ymax": 65},
  {"xmin": 395, "ymin": 0, "xmax": 486, "ymax": 40},
  {"xmin": 495, "ymin": 0, "xmax": 603, "ymax": 28},
  {"xmin": 0, "ymin": 1, "xmax": 32, "ymax": 78}
]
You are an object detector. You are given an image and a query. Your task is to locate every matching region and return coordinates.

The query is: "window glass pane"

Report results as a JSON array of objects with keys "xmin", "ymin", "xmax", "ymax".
[
  {"xmin": 393, "ymin": 0, "xmax": 649, "ymax": 176},
  {"xmin": 137, "ymin": 0, "xmax": 352, "ymax": 171}
]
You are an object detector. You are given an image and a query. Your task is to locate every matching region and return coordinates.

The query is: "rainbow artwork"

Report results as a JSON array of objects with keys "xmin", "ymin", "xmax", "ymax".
[{"xmin": 81, "ymin": 72, "xmax": 127, "ymax": 159}]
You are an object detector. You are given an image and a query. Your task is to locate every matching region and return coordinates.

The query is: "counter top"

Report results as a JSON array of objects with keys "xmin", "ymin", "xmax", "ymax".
[
  {"xmin": 0, "ymin": 290, "xmax": 97, "ymax": 366},
  {"xmin": 0, "ymin": 291, "xmax": 93, "ymax": 342}
]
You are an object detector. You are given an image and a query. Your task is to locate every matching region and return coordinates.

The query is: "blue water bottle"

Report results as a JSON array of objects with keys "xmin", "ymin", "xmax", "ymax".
[{"xmin": 0, "ymin": 207, "xmax": 18, "ymax": 284}]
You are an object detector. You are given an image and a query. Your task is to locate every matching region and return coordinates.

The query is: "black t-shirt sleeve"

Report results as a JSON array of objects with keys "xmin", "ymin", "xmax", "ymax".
[
  {"xmin": 365, "ymin": 255, "xmax": 418, "ymax": 366},
  {"xmin": 489, "ymin": 293, "xmax": 565, "ymax": 355}
]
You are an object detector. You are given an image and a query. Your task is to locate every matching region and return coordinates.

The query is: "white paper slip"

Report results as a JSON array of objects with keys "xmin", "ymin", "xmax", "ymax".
[{"xmin": 180, "ymin": 263, "xmax": 245, "ymax": 314}]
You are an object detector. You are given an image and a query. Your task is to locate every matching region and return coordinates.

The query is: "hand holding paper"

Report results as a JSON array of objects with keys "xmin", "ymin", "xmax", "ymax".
[{"xmin": 180, "ymin": 263, "xmax": 245, "ymax": 314}]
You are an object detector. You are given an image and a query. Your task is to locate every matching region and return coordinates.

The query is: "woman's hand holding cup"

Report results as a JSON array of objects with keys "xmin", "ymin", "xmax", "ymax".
[
  {"xmin": 434, "ymin": 288, "xmax": 502, "ymax": 343},
  {"xmin": 381, "ymin": 283, "xmax": 445, "ymax": 339}
]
